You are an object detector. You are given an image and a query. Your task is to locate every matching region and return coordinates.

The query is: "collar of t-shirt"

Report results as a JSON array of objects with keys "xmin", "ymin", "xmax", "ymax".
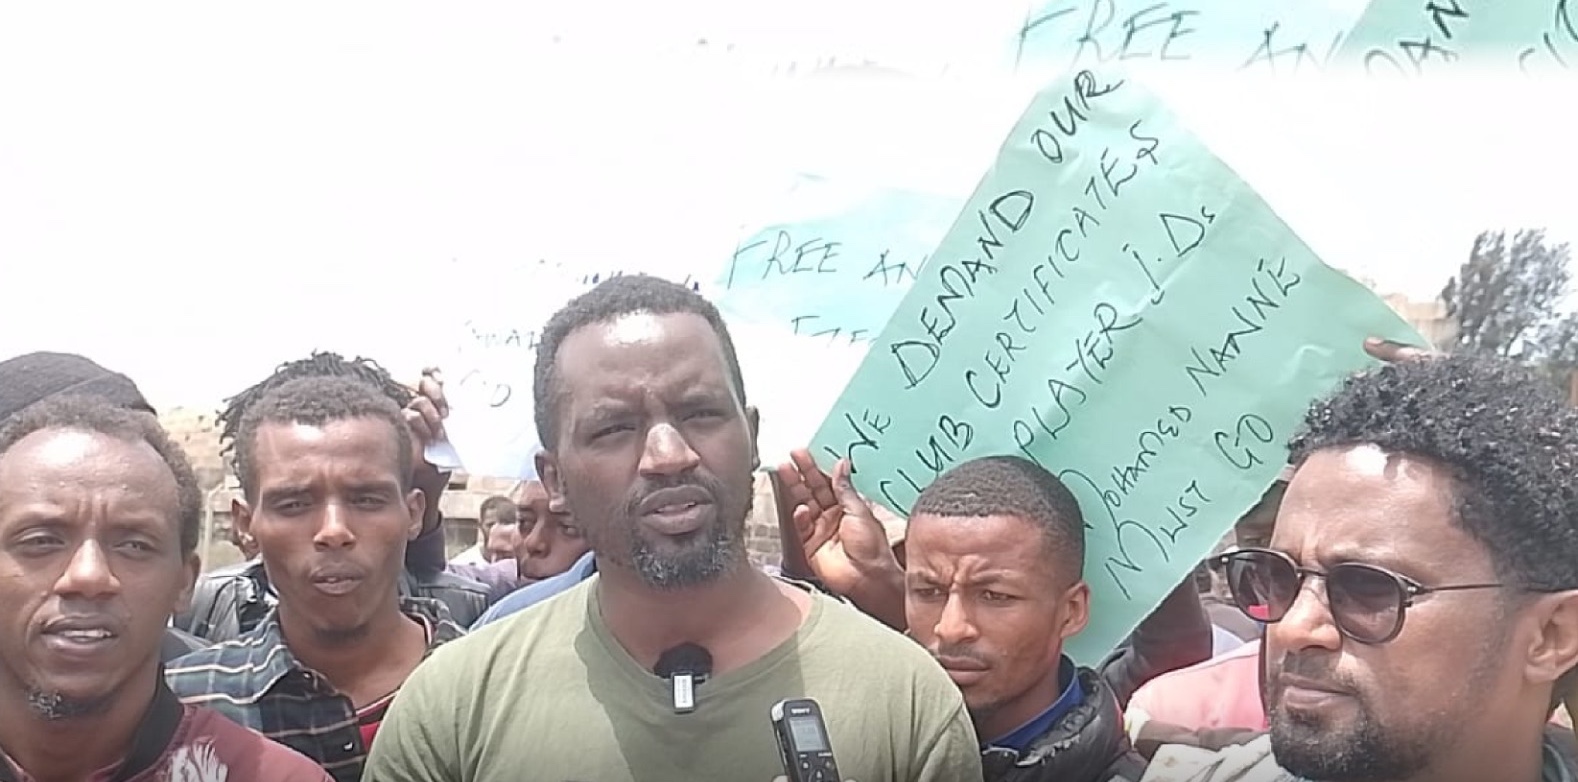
[
  {"xmin": 353, "ymin": 613, "xmax": 436, "ymax": 750},
  {"xmin": 983, "ymin": 656, "xmax": 1083, "ymax": 752}
]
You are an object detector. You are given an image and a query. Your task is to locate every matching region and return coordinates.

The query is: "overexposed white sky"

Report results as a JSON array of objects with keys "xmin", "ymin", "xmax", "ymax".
[{"xmin": 0, "ymin": 3, "xmax": 1572, "ymax": 427}]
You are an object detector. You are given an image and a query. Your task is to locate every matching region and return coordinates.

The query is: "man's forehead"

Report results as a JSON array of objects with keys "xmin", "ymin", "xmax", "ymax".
[
  {"xmin": 556, "ymin": 312, "xmax": 731, "ymax": 394},
  {"xmin": 253, "ymin": 417, "xmax": 389, "ymax": 445},
  {"xmin": 515, "ymin": 480, "xmax": 550, "ymax": 503},
  {"xmin": 907, "ymin": 514, "xmax": 1055, "ymax": 567},
  {"xmin": 1285, "ymin": 445, "xmax": 1452, "ymax": 500},
  {"xmin": 559, "ymin": 312, "xmax": 723, "ymax": 362},
  {"xmin": 0, "ymin": 429, "xmax": 177, "ymax": 510},
  {"xmin": 251, "ymin": 418, "xmax": 398, "ymax": 460},
  {"xmin": 1278, "ymin": 445, "xmax": 1464, "ymax": 556},
  {"xmin": 600, "ymin": 311, "xmax": 677, "ymax": 345},
  {"xmin": 250, "ymin": 420, "xmax": 402, "ymax": 483},
  {"xmin": 0, "ymin": 427, "xmax": 162, "ymax": 478}
]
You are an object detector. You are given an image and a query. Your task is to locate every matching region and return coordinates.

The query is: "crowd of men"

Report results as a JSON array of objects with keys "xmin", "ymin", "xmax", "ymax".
[{"xmin": 2, "ymin": 274, "xmax": 1577, "ymax": 782}]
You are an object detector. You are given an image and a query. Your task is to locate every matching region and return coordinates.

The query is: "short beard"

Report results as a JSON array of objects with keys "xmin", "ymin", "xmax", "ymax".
[
  {"xmin": 1271, "ymin": 624, "xmax": 1504, "ymax": 782},
  {"xmin": 1271, "ymin": 700, "xmax": 1432, "ymax": 782},
  {"xmin": 27, "ymin": 688, "xmax": 112, "ymax": 721},
  {"xmin": 627, "ymin": 488, "xmax": 753, "ymax": 591},
  {"xmin": 631, "ymin": 517, "xmax": 742, "ymax": 589}
]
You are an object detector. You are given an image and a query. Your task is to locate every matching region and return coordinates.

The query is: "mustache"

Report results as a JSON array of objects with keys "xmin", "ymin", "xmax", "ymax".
[
  {"xmin": 1275, "ymin": 652, "xmax": 1357, "ymax": 693},
  {"xmin": 930, "ymin": 644, "xmax": 989, "ymax": 665},
  {"xmin": 624, "ymin": 474, "xmax": 726, "ymax": 515}
]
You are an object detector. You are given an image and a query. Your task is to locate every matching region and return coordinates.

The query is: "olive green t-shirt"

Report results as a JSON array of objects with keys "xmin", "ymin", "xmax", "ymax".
[{"xmin": 363, "ymin": 576, "xmax": 983, "ymax": 782}]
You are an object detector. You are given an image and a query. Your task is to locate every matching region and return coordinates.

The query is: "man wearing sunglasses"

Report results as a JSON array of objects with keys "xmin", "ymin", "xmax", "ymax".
[{"xmin": 1142, "ymin": 354, "xmax": 1578, "ymax": 782}]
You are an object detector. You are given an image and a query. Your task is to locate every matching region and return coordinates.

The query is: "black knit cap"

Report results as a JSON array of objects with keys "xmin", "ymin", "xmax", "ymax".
[{"xmin": 0, "ymin": 351, "xmax": 156, "ymax": 423}]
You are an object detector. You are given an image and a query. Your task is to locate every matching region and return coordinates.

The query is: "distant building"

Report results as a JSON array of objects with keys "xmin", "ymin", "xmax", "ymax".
[
  {"xmin": 1373, "ymin": 286, "xmax": 1578, "ymax": 404},
  {"xmin": 1345, "ymin": 272, "xmax": 1458, "ymax": 348},
  {"xmin": 1380, "ymin": 292, "xmax": 1458, "ymax": 348}
]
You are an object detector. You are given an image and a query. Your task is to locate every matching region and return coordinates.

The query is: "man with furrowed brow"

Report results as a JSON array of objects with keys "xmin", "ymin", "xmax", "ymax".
[
  {"xmin": 781, "ymin": 451, "xmax": 1166, "ymax": 782},
  {"xmin": 365, "ymin": 274, "xmax": 983, "ymax": 782}
]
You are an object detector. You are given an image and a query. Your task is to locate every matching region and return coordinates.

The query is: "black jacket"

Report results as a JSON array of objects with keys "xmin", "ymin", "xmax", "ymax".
[
  {"xmin": 174, "ymin": 559, "xmax": 489, "ymax": 643},
  {"xmin": 982, "ymin": 668, "xmax": 1147, "ymax": 782}
]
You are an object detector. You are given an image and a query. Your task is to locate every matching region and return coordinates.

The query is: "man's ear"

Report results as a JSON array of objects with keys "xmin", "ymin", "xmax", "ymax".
[
  {"xmin": 746, "ymin": 405, "xmax": 761, "ymax": 471},
  {"xmin": 1059, "ymin": 581, "xmax": 1092, "ymax": 641},
  {"xmin": 405, "ymin": 488, "xmax": 429, "ymax": 541},
  {"xmin": 1523, "ymin": 590, "xmax": 1578, "ymax": 690},
  {"xmin": 232, "ymin": 497, "xmax": 255, "ymax": 549},
  {"xmin": 175, "ymin": 551, "xmax": 201, "ymax": 614},
  {"xmin": 537, "ymin": 450, "xmax": 570, "ymax": 514}
]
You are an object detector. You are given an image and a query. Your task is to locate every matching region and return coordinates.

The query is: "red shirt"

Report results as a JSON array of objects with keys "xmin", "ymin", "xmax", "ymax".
[
  {"xmin": 1127, "ymin": 641, "xmax": 1267, "ymax": 732},
  {"xmin": 355, "ymin": 690, "xmax": 399, "ymax": 750},
  {"xmin": 1, "ymin": 704, "xmax": 332, "ymax": 782}
]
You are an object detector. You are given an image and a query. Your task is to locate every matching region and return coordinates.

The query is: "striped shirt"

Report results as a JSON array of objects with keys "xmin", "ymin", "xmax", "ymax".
[{"xmin": 163, "ymin": 598, "xmax": 463, "ymax": 782}]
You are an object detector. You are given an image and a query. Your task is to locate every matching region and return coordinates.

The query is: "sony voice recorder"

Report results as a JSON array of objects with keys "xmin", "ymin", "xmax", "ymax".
[{"xmin": 770, "ymin": 698, "xmax": 841, "ymax": 782}]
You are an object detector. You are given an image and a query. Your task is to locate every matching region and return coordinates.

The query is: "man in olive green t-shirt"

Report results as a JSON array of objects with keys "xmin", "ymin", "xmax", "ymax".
[
  {"xmin": 370, "ymin": 576, "xmax": 979, "ymax": 781},
  {"xmin": 364, "ymin": 275, "xmax": 982, "ymax": 782}
]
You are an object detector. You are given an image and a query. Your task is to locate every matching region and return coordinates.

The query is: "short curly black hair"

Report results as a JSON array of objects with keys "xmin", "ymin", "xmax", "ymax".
[
  {"xmin": 234, "ymin": 376, "xmax": 413, "ymax": 503},
  {"xmin": 532, "ymin": 274, "xmax": 746, "ymax": 450},
  {"xmin": 217, "ymin": 351, "xmax": 414, "ymax": 459},
  {"xmin": 1289, "ymin": 354, "xmax": 1578, "ymax": 592},
  {"xmin": 910, "ymin": 455, "xmax": 1086, "ymax": 580},
  {"xmin": 0, "ymin": 395, "xmax": 203, "ymax": 556}
]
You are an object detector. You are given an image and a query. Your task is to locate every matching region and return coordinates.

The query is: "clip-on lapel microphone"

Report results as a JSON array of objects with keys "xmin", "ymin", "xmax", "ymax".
[{"xmin": 654, "ymin": 643, "xmax": 713, "ymax": 714}]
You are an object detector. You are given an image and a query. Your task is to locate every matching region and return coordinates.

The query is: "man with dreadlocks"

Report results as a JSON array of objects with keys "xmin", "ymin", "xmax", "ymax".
[
  {"xmin": 166, "ymin": 376, "xmax": 464, "ymax": 782},
  {"xmin": 174, "ymin": 352, "xmax": 495, "ymax": 641}
]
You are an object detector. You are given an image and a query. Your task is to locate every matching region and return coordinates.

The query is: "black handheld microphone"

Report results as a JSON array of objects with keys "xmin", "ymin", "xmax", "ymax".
[{"xmin": 654, "ymin": 643, "xmax": 712, "ymax": 714}]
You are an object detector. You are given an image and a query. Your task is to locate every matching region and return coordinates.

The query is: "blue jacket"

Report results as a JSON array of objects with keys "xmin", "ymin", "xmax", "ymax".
[{"xmin": 471, "ymin": 550, "xmax": 598, "ymax": 629}]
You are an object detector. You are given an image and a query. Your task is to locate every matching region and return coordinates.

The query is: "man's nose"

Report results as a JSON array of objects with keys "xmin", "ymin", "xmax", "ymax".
[
  {"xmin": 524, "ymin": 524, "xmax": 552, "ymax": 557},
  {"xmin": 54, "ymin": 540, "xmax": 121, "ymax": 599},
  {"xmin": 638, "ymin": 423, "xmax": 701, "ymax": 477},
  {"xmin": 1270, "ymin": 574, "xmax": 1342, "ymax": 653},
  {"xmin": 313, "ymin": 503, "xmax": 356, "ymax": 549},
  {"xmin": 933, "ymin": 592, "xmax": 979, "ymax": 646}
]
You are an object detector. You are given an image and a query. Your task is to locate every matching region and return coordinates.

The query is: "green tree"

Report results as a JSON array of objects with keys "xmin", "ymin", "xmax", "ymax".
[{"xmin": 1441, "ymin": 229, "xmax": 1578, "ymax": 393}]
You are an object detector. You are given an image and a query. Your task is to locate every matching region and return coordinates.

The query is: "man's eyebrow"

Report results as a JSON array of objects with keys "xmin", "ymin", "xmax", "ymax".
[
  {"xmin": 577, "ymin": 402, "xmax": 632, "ymax": 421},
  {"xmin": 677, "ymin": 389, "xmax": 730, "ymax": 405},
  {"xmin": 341, "ymin": 479, "xmax": 403, "ymax": 494},
  {"xmin": 109, "ymin": 514, "xmax": 176, "ymax": 538},
  {"xmin": 3, "ymin": 510, "xmax": 173, "ymax": 538},
  {"xmin": 905, "ymin": 569, "xmax": 1029, "ymax": 586},
  {"xmin": 1320, "ymin": 545, "xmax": 1421, "ymax": 576},
  {"xmin": 258, "ymin": 484, "xmax": 313, "ymax": 503},
  {"xmin": 1, "ymin": 502, "xmax": 68, "ymax": 524},
  {"xmin": 954, "ymin": 570, "xmax": 1032, "ymax": 588}
]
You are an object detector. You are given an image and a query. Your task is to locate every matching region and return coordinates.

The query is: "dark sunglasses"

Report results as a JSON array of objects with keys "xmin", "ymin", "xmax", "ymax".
[{"xmin": 1212, "ymin": 547, "xmax": 1506, "ymax": 644}]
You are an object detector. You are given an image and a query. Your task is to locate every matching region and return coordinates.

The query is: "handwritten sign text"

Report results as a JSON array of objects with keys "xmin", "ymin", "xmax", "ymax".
[{"xmin": 810, "ymin": 67, "xmax": 1422, "ymax": 664}]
